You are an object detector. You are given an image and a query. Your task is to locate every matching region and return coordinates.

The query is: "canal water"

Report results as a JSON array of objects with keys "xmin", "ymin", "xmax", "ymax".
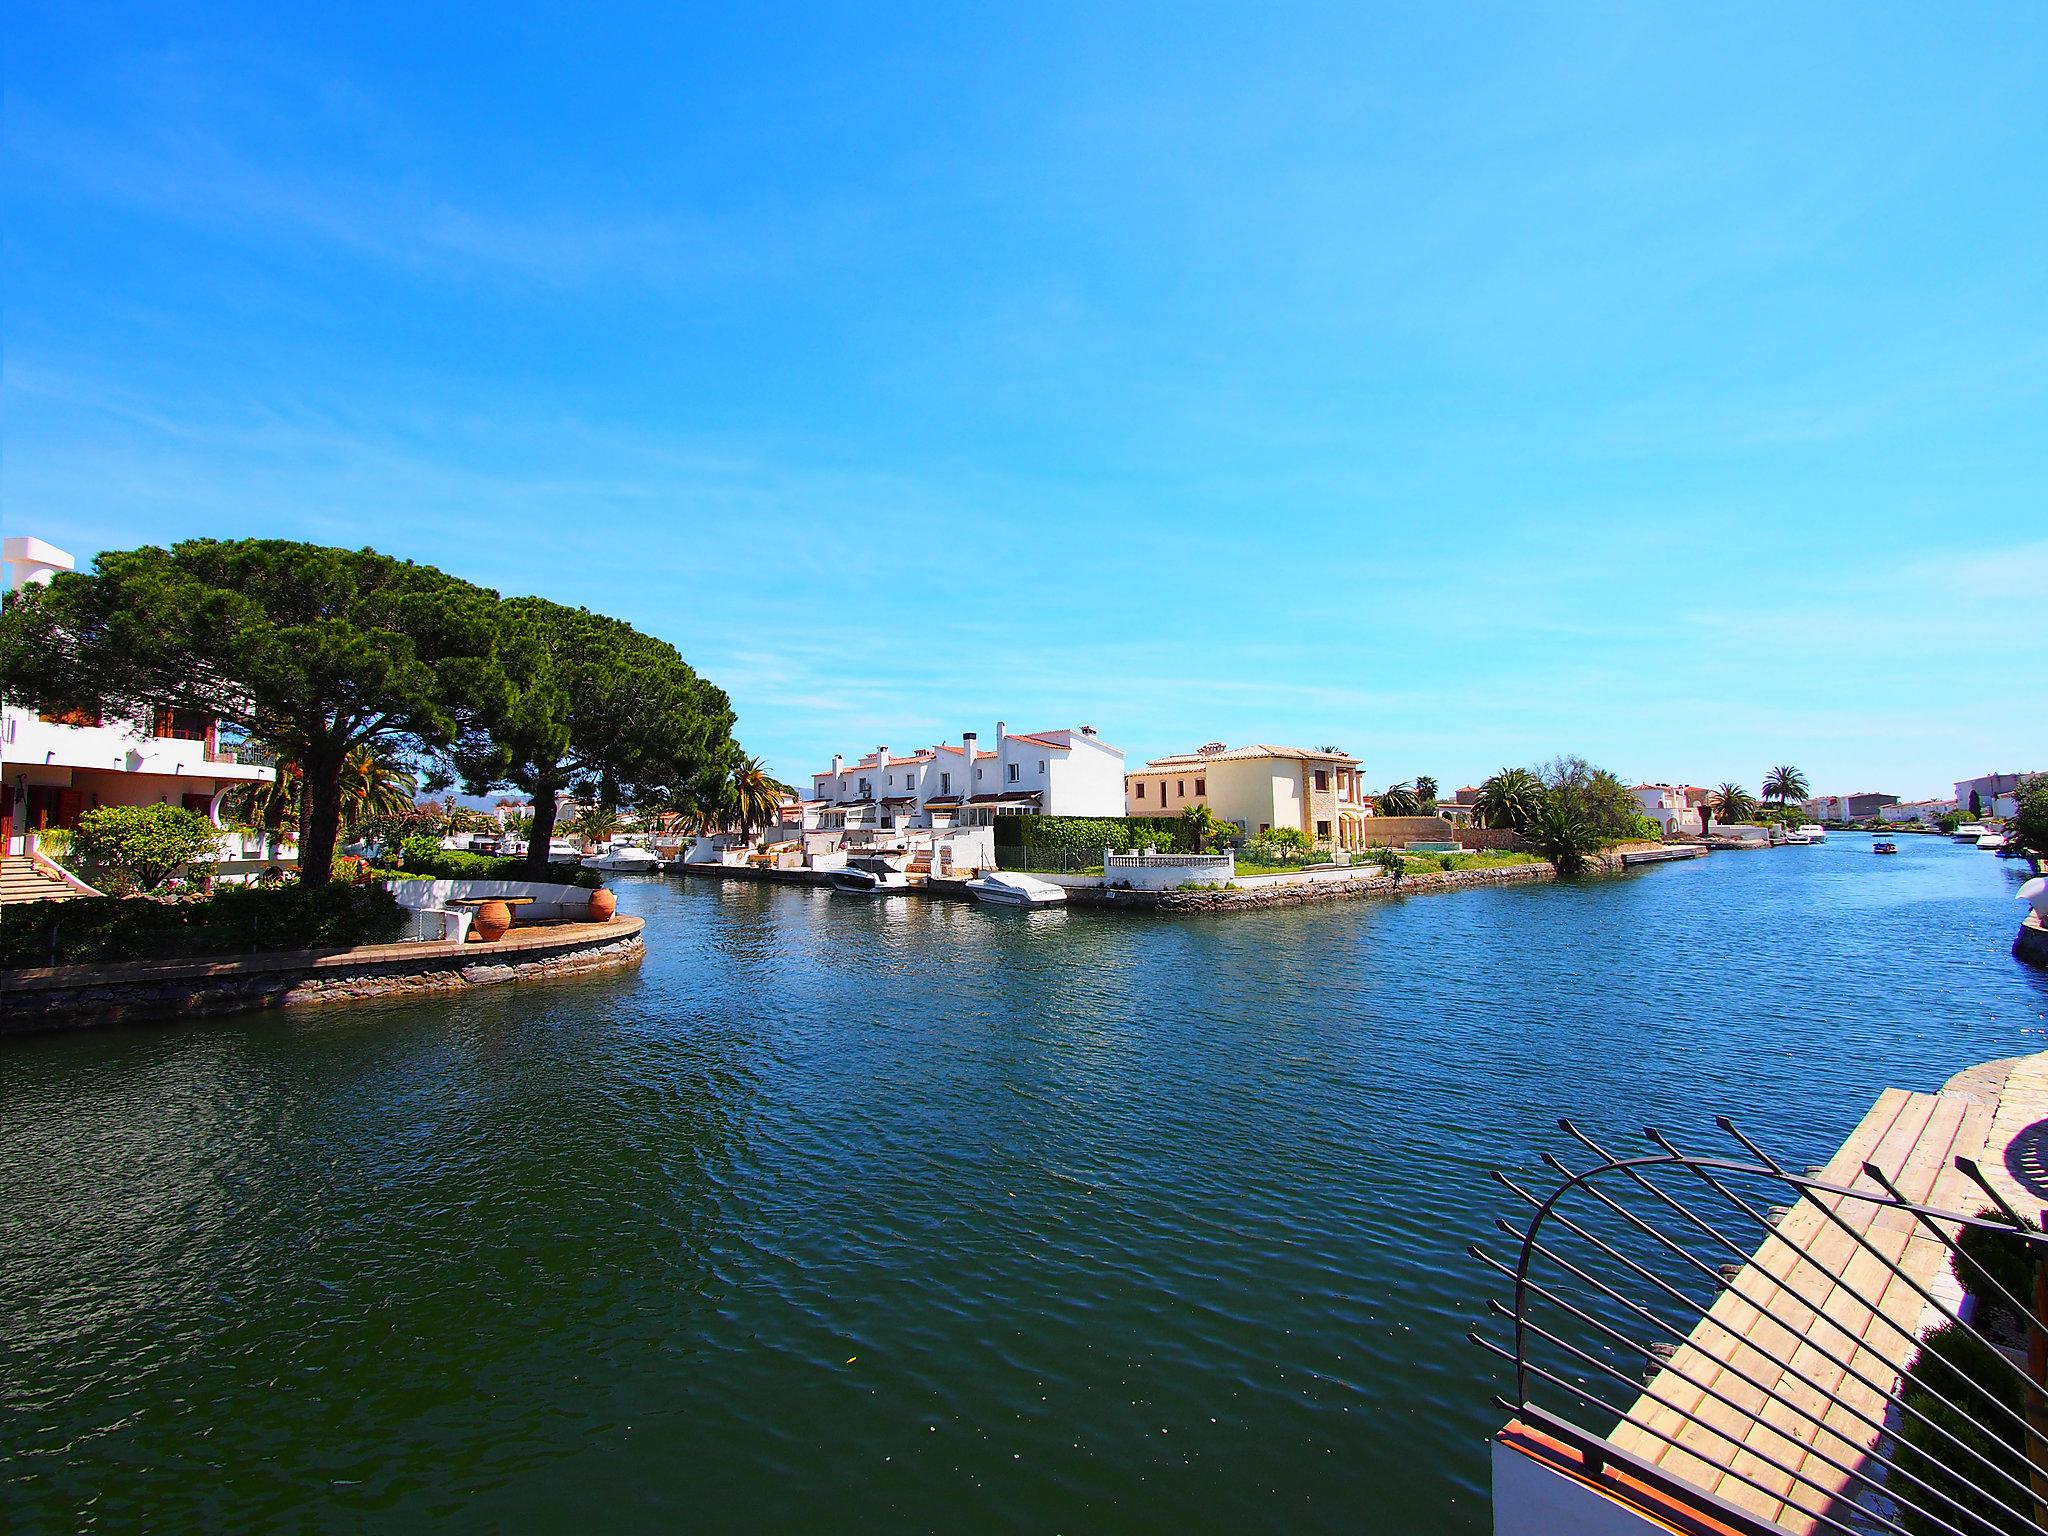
[{"xmin": 4, "ymin": 835, "xmax": 2043, "ymax": 1533}]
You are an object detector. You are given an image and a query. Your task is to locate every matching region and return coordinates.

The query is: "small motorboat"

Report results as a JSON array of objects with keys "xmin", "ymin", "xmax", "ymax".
[
  {"xmin": 1976, "ymin": 833, "xmax": 2008, "ymax": 852},
  {"xmin": 831, "ymin": 857, "xmax": 913, "ymax": 896},
  {"xmin": 966, "ymin": 870, "xmax": 1067, "ymax": 907},
  {"xmin": 547, "ymin": 839, "xmax": 584, "ymax": 865},
  {"xmin": 1873, "ymin": 840, "xmax": 1898, "ymax": 855},
  {"xmin": 1952, "ymin": 824, "xmax": 1990, "ymax": 843},
  {"xmin": 582, "ymin": 841, "xmax": 661, "ymax": 872},
  {"xmin": 1782, "ymin": 830, "xmax": 1813, "ymax": 845},
  {"xmin": 1795, "ymin": 823, "xmax": 1827, "ymax": 842}
]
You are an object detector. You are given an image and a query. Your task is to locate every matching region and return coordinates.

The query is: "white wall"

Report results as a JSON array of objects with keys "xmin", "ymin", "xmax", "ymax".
[
  {"xmin": 382, "ymin": 878, "xmax": 603, "ymax": 923},
  {"xmin": 1492, "ymin": 1437, "xmax": 1670, "ymax": 1536},
  {"xmin": 1044, "ymin": 734, "xmax": 1126, "ymax": 816},
  {"xmin": 1104, "ymin": 851, "xmax": 1234, "ymax": 890}
]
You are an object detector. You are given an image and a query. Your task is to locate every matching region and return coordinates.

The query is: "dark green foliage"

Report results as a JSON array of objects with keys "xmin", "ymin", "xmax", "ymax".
[
  {"xmin": 1894, "ymin": 1323, "xmax": 2033, "ymax": 1536},
  {"xmin": 2010, "ymin": 775, "xmax": 2048, "ymax": 858},
  {"xmin": 384, "ymin": 844, "xmax": 598, "ymax": 887},
  {"xmin": 71, "ymin": 802, "xmax": 220, "ymax": 895},
  {"xmin": 992, "ymin": 815, "xmax": 1187, "ymax": 857},
  {"xmin": 1473, "ymin": 767, "xmax": 1544, "ymax": 832},
  {"xmin": 1375, "ymin": 784, "xmax": 1422, "ymax": 816},
  {"xmin": 0, "ymin": 539, "xmax": 501, "ymax": 886},
  {"xmin": 1246, "ymin": 827, "xmax": 1316, "ymax": 862},
  {"xmin": 0, "ymin": 885, "xmax": 407, "ymax": 968},
  {"xmin": 451, "ymin": 597, "xmax": 736, "ymax": 874},
  {"xmin": 1527, "ymin": 792, "xmax": 1599, "ymax": 874},
  {"xmin": 1953, "ymin": 1210, "xmax": 2044, "ymax": 1324}
]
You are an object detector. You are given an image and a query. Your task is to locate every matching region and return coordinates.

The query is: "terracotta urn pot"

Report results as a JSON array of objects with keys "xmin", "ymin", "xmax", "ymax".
[
  {"xmin": 587, "ymin": 887, "xmax": 617, "ymax": 922},
  {"xmin": 471, "ymin": 899, "xmax": 513, "ymax": 943}
]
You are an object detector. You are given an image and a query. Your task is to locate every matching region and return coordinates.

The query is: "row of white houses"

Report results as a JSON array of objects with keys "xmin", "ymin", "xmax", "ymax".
[{"xmin": 804, "ymin": 724, "xmax": 1128, "ymax": 832}]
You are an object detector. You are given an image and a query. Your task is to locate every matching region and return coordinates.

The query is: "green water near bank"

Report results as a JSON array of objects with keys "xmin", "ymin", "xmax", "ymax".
[{"xmin": 3, "ymin": 834, "xmax": 2044, "ymax": 1533}]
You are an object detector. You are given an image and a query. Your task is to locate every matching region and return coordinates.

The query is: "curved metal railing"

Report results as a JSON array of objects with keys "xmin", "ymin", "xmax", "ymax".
[{"xmin": 1472, "ymin": 1117, "xmax": 2048, "ymax": 1536}]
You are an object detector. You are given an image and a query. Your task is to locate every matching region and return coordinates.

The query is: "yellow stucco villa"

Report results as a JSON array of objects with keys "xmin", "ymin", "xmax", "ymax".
[{"xmin": 1125, "ymin": 743, "xmax": 1372, "ymax": 850}]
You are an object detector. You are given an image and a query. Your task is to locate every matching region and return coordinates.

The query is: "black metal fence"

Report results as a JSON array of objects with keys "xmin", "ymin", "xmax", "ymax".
[{"xmin": 1472, "ymin": 1117, "xmax": 2048, "ymax": 1536}]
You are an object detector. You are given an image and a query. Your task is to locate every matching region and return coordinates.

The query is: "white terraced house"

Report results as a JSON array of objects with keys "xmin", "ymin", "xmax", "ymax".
[
  {"xmin": 808, "ymin": 723, "xmax": 1126, "ymax": 831},
  {"xmin": 2, "ymin": 537, "xmax": 290, "ymax": 898}
]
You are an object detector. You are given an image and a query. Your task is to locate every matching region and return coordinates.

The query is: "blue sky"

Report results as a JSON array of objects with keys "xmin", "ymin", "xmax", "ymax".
[{"xmin": 6, "ymin": 4, "xmax": 2044, "ymax": 799}]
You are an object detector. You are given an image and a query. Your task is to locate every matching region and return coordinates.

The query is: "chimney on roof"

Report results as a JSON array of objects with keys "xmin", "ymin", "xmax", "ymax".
[
  {"xmin": 832, "ymin": 753, "xmax": 843, "ymax": 775},
  {"xmin": 962, "ymin": 730, "xmax": 978, "ymax": 761}
]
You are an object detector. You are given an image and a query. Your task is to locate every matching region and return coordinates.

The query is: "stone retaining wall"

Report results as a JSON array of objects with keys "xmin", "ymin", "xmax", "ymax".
[
  {"xmin": 0, "ymin": 917, "xmax": 644, "ymax": 1035},
  {"xmin": 1067, "ymin": 862, "xmax": 1556, "ymax": 913},
  {"xmin": 2017, "ymin": 914, "xmax": 2048, "ymax": 971}
]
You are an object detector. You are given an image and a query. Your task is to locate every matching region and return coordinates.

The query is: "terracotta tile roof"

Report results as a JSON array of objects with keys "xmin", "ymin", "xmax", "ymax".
[{"xmin": 1139, "ymin": 743, "xmax": 1360, "ymax": 769}]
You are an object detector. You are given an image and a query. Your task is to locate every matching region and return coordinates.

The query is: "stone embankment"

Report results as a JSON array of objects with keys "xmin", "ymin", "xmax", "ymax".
[
  {"xmin": 1068, "ymin": 861, "xmax": 1556, "ymax": 913},
  {"xmin": 2018, "ymin": 912, "xmax": 2048, "ymax": 970},
  {"xmin": 0, "ymin": 916, "xmax": 644, "ymax": 1035}
]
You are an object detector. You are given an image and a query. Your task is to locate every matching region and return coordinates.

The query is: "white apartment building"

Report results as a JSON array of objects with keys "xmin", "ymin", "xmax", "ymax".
[
  {"xmin": 808, "ymin": 723, "xmax": 1125, "ymax": 830},
  {"xmin": 1878, "ymin": 799, "xmax": 1959, "ymax": 826},
  {"xmin": 2, "ymin": 536, "xmax": 278, "ymax": 860},
  {"xmin": 1955, "ymin": 772, "xmax": 2037, "ymax": 820}
]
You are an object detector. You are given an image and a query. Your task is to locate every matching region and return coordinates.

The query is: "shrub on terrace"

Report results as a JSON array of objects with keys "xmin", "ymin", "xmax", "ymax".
[
  {"xmin": 0, "ymin": 883, "xmax": 407, "ymax": 969},
  {"xmin": 386, "ymin": 840, "xmax": 599, "ymax": 887},
  {"xmin": 71, "ymin": 803, "xmax": 221, "ymax": 896}
]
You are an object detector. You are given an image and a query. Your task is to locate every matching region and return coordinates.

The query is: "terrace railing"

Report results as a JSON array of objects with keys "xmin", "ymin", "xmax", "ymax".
[{"xmin": 1472, "ymin": 1117, "xmax": 2048, "ymax": 1536}]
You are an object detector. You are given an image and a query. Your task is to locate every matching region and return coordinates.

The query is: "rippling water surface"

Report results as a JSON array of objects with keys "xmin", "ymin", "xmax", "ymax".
[{"xmin": 4, "ymin": 835, "xmax": 2044, "ymax": 1532}]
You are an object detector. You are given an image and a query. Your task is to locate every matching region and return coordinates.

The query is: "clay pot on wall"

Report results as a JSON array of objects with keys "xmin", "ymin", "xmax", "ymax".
[
  {"xmin": 472, "ymin": 900, "xmax": 513, "ymax": 943},
  {"xmin": 588, "ymin": 887, "xmax": 617, "ymax": 922}
]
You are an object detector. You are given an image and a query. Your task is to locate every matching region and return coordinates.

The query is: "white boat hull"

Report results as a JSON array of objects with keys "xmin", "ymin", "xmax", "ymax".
[
  {"xmin": 966, "ymin": 872, "xmax": 1067, "ymax": 907},
  {"xmin": 581, "ymin": 850, "xmax": 661, "ymax": 872}
]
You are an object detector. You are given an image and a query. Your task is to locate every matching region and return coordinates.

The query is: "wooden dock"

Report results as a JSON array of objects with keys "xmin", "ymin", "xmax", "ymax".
[{"xmin": 1609, "ymin": 1080, "xmax": 2008, "ymax": 1533}]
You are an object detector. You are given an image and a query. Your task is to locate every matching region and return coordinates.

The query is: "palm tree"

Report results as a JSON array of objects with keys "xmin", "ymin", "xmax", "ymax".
[
  {"xmin": 335, "ymin": 745, "xmax": 417, "ymax": 831},
  {"xmin": 1712, "ymin": 782, "xmax": 1756, "ymax": 824},
  {"xmin": 1177, "ymin": 801, "xmax": 1230, "ymax": 853},
  {"xmin": 1762, "ymin": 765, "xmax": 1810, "ymax": 808},
  {"xmin": 1414, "ymin": 775, "xmax": 1439, "ymax": 807},
  {"xmin": 1527, "ymin": 793, "xmax": 1600, "ymax": 875},
  {"xmin": 231, "ymin": 743, "xmax": 414, "ymax": 842},
  {"xmin": 570, "ymin": 804, "xmax": 623, "ymax": 848},
  {"xmin": 731, "ymin": 755, "xmax": 794, "ymax": 839},
  {"xmin": 1376, "ymin": 783, "xmax": 1422, "ymax": 817},
  {"xmin": 1472, "ymin": 768, "xmax": 1544, "ymax": 832}
]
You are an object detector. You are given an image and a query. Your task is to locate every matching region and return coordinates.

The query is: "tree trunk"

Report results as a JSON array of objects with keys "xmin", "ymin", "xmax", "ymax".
[
  {"xmin": 299, "ymin": 746, "xmax": 345, "ymax": 887},
  {"xmin": 525, "ymin": 783, "xmax": 561, "ymax": 876}
]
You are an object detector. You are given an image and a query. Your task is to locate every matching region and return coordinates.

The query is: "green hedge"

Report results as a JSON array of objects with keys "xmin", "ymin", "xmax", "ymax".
[
  {"xmin": 0, "ymin": 884, "xmax": 408, "ymax": 969},
  {"xmin": 992, "ymin": 814, "xmax": 1189, "ymax": 857},
  {"xmin": 388, "ymin": 840, "xmax": 600, "ymax": 887}
]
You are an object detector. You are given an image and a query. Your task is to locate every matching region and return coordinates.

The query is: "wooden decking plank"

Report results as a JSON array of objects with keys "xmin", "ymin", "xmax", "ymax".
[
  {"xmin": 1699, "ymin": 1092, "xmax": 1942, "ymax": 1515},
  {"xmin": 1612, "ymin": 1090, "xmax": 1916, "ymax": 1463}
]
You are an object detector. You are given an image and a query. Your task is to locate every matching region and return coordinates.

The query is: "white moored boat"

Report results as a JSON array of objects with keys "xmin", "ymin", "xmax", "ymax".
[
  {"xmin": 1952, "ymin": 824, "xmax": 1990, "ymax": 843},
  {"xmin": 1782, "ymin": 830, "xmax": 1813, "ymax": 845},
  {"xmin": 1795, "ymin": 823, "xmax": 1827, "ymax": 842},
  {"xmin": 965, "ymin": 870, "xmax": 1068, "ymax": 907},
  {"xmin": 831, "ymin": 857, "xmax": 913, "ymax": 896},
  {"xmin": 581, "ymin": 840, "xmax": 661, "ymax": 872},
  {"xmin": 1976, "ymin": 833, "xmax": 2008, "ymax": 852}
]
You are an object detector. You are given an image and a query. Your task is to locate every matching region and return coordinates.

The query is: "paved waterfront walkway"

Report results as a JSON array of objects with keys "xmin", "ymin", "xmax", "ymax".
[{"xmin": 1607, "ymin": 1053, "xmax": 2048, "ymax": 1534}]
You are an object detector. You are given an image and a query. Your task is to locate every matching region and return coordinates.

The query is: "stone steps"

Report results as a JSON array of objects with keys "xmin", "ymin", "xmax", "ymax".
[{"xmin": 0, "ymin": 855, "xmax": 83, "ymax": 905}]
